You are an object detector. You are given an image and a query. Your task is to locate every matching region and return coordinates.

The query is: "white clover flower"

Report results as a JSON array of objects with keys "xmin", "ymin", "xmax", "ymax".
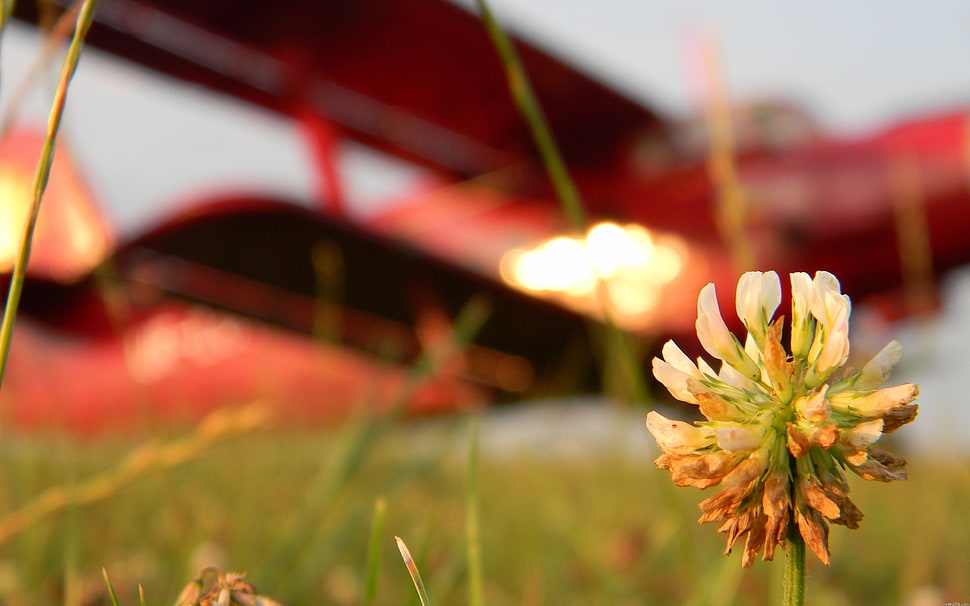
[{"xmin": 646, "ymin": 270, "xmax": 918, "ymax": 567}]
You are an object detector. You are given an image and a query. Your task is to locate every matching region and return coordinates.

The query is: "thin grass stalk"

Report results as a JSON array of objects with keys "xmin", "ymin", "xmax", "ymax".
[
  {"xmin": 0, "ymin": 1, "xmax": 83, "ymax": 141},
  {"xmin": 64, "ymin": 501, "xmax": 82, "ymax": 606},
  {"xmin": 363, "ymin": 498, "xmax": 388, "ymax": 606},
  {"xmin": 102, "ymin": 568, "xmax": 122, "ymax": 606},
  {"xmin": 396, "ymin": 536, "xmax": 433, "ymax": 606},
  {"xmin": 699, "ymin": 32, "xmax": 754, "ymax": 273},
  {"xmin": 476, "ymin": 0, "xmax": 648, "ymax": 403},
  {"xmin": 0, "ymin": 0, "xmax": 98, "ymax": 389},
  {"xmin": 783, "ymin": 523, "xmax": 806, "ymax": 606},
  {"xmin": 0, "ymin": 402, "xmax": 271, "ymax": 545},
  {"xmin": 889, "ymin": 154, "xmax": 935, "ymax": 315},
  {"xmin": 475, "ymin": 0, "xmax": 584, "ymax": 232},
  {"xmin": 465, "ymin": 417, "xmax": 484, "ymax": 606}
]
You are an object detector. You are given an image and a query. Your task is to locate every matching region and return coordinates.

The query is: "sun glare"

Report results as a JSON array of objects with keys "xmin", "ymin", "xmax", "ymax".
[
  {"xmin": 499, "ymin": 221, "xmax": 686, "ymax": 329},
  {"xmin": 0, "ymin": 169, "xmax": 31, "ymax": 273},
  {"xmin": 0, "ymin": 163, "xmax": 112, "ymax": 282}
]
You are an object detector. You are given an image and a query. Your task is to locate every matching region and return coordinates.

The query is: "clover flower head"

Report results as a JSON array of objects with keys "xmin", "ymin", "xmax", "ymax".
[{"xmin": 647, "ymin": 270, "xmax": 918, "ymax": 567}]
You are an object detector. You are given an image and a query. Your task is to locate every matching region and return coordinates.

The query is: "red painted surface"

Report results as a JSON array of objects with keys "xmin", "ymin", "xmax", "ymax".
[{"xmin": 4, "ymin": 2, "xmax": 970, "ymax": 431}]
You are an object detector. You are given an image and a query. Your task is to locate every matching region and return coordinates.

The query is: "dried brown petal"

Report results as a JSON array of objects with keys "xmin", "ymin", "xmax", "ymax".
[
  {"xmin": 763, "ymin": 320, "xmax": 792, "ymax": 390},
  {"xmin": 656, "ymin": 451, "xmax": 736, "ymax": 488},
  {"xmin": 760, "ymin": 474, "xmax": 789, "ymax": 561},
  {"xmin": 796, "ymin": 508, "xmax": 831, "ymax": 566},
  {"xmin": 870, "ymin": 448, "xmax": 907, "ymax": 469},
  {"xmin": 178, "ymin": 569, "xmax": 283, "ymax": 606},
  {"xmin": 724, "ymin": 452, "xmax": 768, "ymax": 487},
  {"xmin": 761, "ymin": 474, "xmax": 789, "ymax": 520},
  {"xmin": 805, "ymin": 480, "xmax": 841, "ymax": 520},
  {"xmin": 787, "ymin": 423, "xmax": 810, "ymax": 458},
  {"xmin": 741, "ymin": 511, "xmax": 769, "ymax": 568},
  {"xmin": 810, "ymin": 424, "xmax": 840, "ymax": 449},
  {"xmin": 881, "ymin": 404, "xmax": 919, "ymax": 433},
  {"xmin": 811, "ymin": 469, "xmax": 864, "ymax": 529},
  {"xmin": 849, "ymin": 451, "xmax": 908, "ymax": 482},
  {"xmin": 722, "ymin": 503, "xmax": 759, "ymax": 553},
  {"xmin": 829, "ymin": 495, "xmax": 863, "ymax": 529},
  {"xmin": 698, "ymin": 485, "xmax": 750, "ymax": 523}
]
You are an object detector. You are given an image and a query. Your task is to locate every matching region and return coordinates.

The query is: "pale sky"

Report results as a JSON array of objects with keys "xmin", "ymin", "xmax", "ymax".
[{"xmin": 464, "ymin": 0, "xmax": 970, "ymax": 133}]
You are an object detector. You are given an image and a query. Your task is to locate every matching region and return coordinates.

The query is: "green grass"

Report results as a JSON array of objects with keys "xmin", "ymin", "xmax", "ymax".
[{"xmin": 0, "ymin": 410, "xmax": 965, "ymax": 605}]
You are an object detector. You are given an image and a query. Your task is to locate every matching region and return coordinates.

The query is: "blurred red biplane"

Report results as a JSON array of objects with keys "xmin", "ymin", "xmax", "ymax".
[{"xmin": 3, "ymin": 0, "xmax": 970, "ymax": 431}]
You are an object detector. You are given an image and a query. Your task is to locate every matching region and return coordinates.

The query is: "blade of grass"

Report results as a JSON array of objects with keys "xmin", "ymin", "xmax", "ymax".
[
  {"xmin": 890, "ymin": 153, "xmax": 936, "ymax": 315},
  {"xmin": 101, "ymin": 568, "xmax": 122, "ymax": 606},
  {"xmin": 0, "ymin": 0, "xmax": 99, "ymax": 389},
  {"xmin": 475, "ymin": 0, "xmax": 584, "ymax": 232},
  {"xmin": 396, "ymin": 536, "xmax": 432, "ymax": 606},
  {"xmin": 476, "ymin": 0, "xmax": 648, "ymax": 404},
  {"xmin": 64, "ymin": 497, "xmax": 81, "ymax": 606},
  {"xmin": 466, "ymin": 416, "xmax": 484, "ymax": 606},
  {"xmin": 363, "ymin": 498, "xmax": 388, "ymax": 606},
  {"xmin": 0, "ymin": 1, "xmax": 84, "ymax": 141}
]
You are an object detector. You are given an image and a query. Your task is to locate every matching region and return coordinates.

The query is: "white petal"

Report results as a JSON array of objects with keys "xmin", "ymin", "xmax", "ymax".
[
  {"xmin": 815, "ymin": 321, "xmax": 850, "ymax": 373},
  {"xmin": 790, "ymin": 272, "xmax": 814, "ymax": 357},
  {"xmin": 696, "ymin": 282, "xmax": 763, "ymax": 380},
  {"xmin": 735, "ymin": 271, "xmax": 781, "ymax": 334},
  {"xmin": 696, "ymin": 283, "xmax": 736, "ymax": 361},
  {"xmin": 652, "ymin": 358, "xmax": 699, "ymax": 404},
  {"xmin": 811, "ymin": 271, "xmax": 843, "ymax": 310},
  {"xmin": 661, "ymin": 340, "xmax": 700, "ymax": 377},
  {"xmin": 718, "ymin": 360, "xmax": 759, "ymax": 391},
  {"xmin": 697, "ymin": 357, "xmax": 718, "ymax": 379},
  {"xmin": 646, "ymin": 411, "xmax": 714, "ymax": 454},
  {"xmin": 714, "ymin": 425, "xmax": 761, "ymax": 452},
  {"xmin": 833, "ymin": 383, "xmax": 919, "ymax": 414}
]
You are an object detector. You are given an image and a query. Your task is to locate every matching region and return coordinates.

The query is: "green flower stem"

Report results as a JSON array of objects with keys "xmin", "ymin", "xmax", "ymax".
[
  {"xmin": 783, "ymin": 520, "xmax": 806, "ymax": 606},
  {"xmin": 785, "ymin": 422, "xmax": 806, "ymax": 606}
]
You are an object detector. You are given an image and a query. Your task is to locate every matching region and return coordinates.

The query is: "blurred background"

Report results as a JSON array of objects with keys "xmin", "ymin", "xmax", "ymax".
[
  {"xmin": 2, "ymin": 0, "xmax": 968, "ymax": 446},
  {"xmin": 0, "ymin": 1, "xmax": 969, "ymax": 603}
]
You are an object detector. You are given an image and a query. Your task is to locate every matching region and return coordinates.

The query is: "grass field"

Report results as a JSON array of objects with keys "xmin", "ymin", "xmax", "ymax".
[{"xmin": 0, "ymin": 401, "xmax": 965, "ymax": 606}]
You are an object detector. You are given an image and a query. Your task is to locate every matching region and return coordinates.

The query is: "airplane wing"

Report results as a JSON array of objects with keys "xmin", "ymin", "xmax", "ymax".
[{"xmin": 12, "ymin": 0, "xmax": 663, "ymax": 177}]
